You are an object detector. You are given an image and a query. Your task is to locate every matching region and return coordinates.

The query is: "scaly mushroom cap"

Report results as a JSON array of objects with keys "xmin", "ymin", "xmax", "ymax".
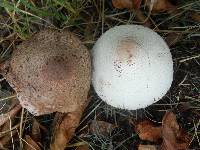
[
  {"xmin": 92, "ymin": 25, "xmax": 173, "ymax": 110},
  {"xmin": 5, "ymin": 29, "xmax": 91, "ymax": 115}
]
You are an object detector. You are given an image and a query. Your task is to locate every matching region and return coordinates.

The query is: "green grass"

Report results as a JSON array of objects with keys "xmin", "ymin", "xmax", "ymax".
[
  {"xmin": 0, "ymin": 0, "xmax": 200, "ymax": 149},
  {"xmin": 0, "ymin": 0, "xmax": 92, "ymax": 39}
]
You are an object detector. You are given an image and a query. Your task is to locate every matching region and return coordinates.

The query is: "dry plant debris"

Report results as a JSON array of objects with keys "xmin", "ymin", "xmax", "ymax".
[
  {"xmin": 0, "ymin": 101, "xmax": 21, "ymax": 149},
  {"xmin": 161, "ymin": 112, "xmax": 191, "ymax": 150},
  {"xmin": 23, "ymin": 118, "xmax": 46, "ymax": 150},
  {"xmin": 0, "ymin": 129, "xmax": 17, "ymax": 149},
  {"xmin": 164, "ymin": 33, "xmax": 183, "ymax": 46},
  {"xmin": 76, "ymin": 144, "xmax": 89, "ymax": 150},
  {"xmin": 135, "ymin": 111, "xmax": 191, "ymax": 150},
  {"xmin": 112, "ymin": 0, "xmax": 177, "ymax": 12},
  {"xmin": 31, "ymin": 119, "xmax": 41, "ymax": 143},
  {"xmin": 191, "ymin": 12, "xmax": 200, "ymax": 22},
  {"xmin": 50, "ymin": 111, "xmax": 83, "ymax": 150},
  {"xmin": 23, "ymin": 135, "xmax": 41, "ymax": 150},
  {"xmin": 112, "ymin": 0, "xmax": 142, "ymax": 10},
  {"xmin": 0, "ymin": 104, "xmax": 21, "ymax": 127},
  {"xmin": 138, "ymin": 144, "xmax": 158, "ymax": 150},
  {"xmin": 135, "ymin": 120, "xmax": 162, "ymax": 142},
  {"xmin": 111, "ymin": 0, "xmax": 178, "ymax": 30},
  {"xmin": 89, "ymin": 120, "xmax": 117, "ymax": 136},
  {"xmin": 144, "ymin": 0, "xmax": 177, "ymax": 13}
]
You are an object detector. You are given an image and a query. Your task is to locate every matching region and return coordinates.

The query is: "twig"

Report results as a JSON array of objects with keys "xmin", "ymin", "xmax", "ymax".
[
  {"xmin": 0, "ymin": 95, "xmax": 17, "ymax": 102},
  {"xmin": 179, "ymin": 54, "xmax": 200, "ymax": 63},
  {"xmin": 19, "ymin": 107, "xmax": 24, "ymax": 149}
]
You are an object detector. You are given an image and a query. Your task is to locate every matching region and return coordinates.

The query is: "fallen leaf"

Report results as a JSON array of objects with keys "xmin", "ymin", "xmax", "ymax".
[
  {"xmin": 50, "ymin": 95, "xmax": 91, "ymax": 150},
  {"xmin": 76, "ymin": 144, "xmax": 89, "ymax": 150},
  {"xmin": 191, "ymin": 12, "xmax": 200, "ymax": 22},
  {"xmin": 0, "ymin": 100, "xmax": 21, "ymax": 149},
  {"xmin": 0, "ymin": 91, "xmax": 17, "ymax": 113},
  {"xmin": 50, "ymin": 111, "xmax": 82, "ymax": 150},
  {"xmin": 134, "ymin": 111, "xmax": 191, "ymax": 150},
  {"xmin": 145, "ymin": 0, "xmax": 177, "ymax": 13},
  {"xmin": 165, "ymin": 33, "xmax": 182, "ymax": 46},
  {"xmin": 0, "ymin": 129, "xmax": 17, "ymax": 149},
  {"xmin": 0, "ymin": 100, "xmax": 20, "ymax": 138},
  {"xmin": 90, "ymin": 120, "xmax": 116, "ymax": 136},
  {"xmin": 176, "ymin": 129, "xmax": 191, "ymax": 147},
  {"xmin": 161, "ymin": 111, "xmax": 191, "ymax": 150},
  {"xmin": 31, "ymin": 119, "xmax": 41, "ymax": 142},
  {"xmin": 161, "ymin": 112, "xmax": 179, "ymax": 150},
  {"xmin": 112, "ymin": 0, "xmax": 155, "ymax": 28},
  {"xmin": 134, "ymin": 10, "xmax": 153, "ymax": 27},
  {"xmin": 138, "ymin": 144, "xmax": 159, "ymax": 150},
  {"xmin": 23, "ymin": 135, "xmax": 41, "ymax": 150},
  {"xmin": 135, "ymin": 120, "xmax": 162, "ymax": 142},
  {"xmin": 0, "ymin": 123, "xmax": 20, "ymax": 140},
  {"xmin": 112, "ymin": 0, "xmax": 142, "ymax": 10},
  {"xmin": 0, "ymin": 104, "xmax": 21, "ymax": 127}
]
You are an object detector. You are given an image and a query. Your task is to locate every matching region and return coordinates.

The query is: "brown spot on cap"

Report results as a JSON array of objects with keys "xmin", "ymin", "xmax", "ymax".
[
  {"xmin": 42, "ymin": 56, "xmax": 73, "ymax": 81},
  {"xmin": 115, "ymin": 37, "xmax": 138, "ymax": 64}
]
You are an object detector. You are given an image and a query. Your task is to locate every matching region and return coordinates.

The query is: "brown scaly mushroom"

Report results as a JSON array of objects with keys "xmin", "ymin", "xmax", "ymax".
[{"xmin": 0, "ymin": 29, "xmax": 91, "ymax": 116}]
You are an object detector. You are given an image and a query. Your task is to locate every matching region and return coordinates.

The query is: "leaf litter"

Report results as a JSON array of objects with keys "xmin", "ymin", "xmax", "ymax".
[
  {"xmin": 50, "ymin": 111, "xmax": 83, "ymax": 150},
  {"xmin": 134, "ymin": 111, "xmax": 191, "ymax": 150}
]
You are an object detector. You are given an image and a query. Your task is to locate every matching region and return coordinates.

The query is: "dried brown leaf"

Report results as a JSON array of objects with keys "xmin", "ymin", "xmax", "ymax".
[
  {"xmin": 0, "ymin": 129, "xmax": 17, "ymax": 149},
  {"xmin": 90, "ymin": 120, "xmax": 116, "ymax": 136},
  {"xmin": 135, "ymin": 10, "xmax": 152, "ymax": 27},
  {"xmin": 50, "ymin": 111, "xmax": 82, "ymax": 150},
  {"xmin": 145, "ymin": 0, "xmax": 177, "ymax": 13},
  {"xmin": 135, "ymin": 120, "xmax": 162, "ymax": 142},
  {"xmin": 134, "ymin": 112, "xmax": 190, "ymax": 150},
  {"xmin": 161, "ymin": 112, "xmax": 178, "ymax": 150},
  {"xmin": 191, "ymin": 12, "xmax": 200, "ymax": 22},
  {"xmin": 23, "ymin": 135, "xmax": 41, "ymax": 150},
  {"xmin": 165, "ymin": 33, "xmax": 182, "ymax": 46},
  {"xmin": 76, "ymin": 144, "xmax": 89, "ymax": 150},
  {"xmin": 31, "ymin": 119, "xmax": 41, "ymax": 142},
  {"xmin": 138, "ymin": 144, "xmax": 159, "ymax": 150},
  {"xmin": 0, "ymin": 100, "xmax": 20, "ymax": 138},
  {"xmin": 112, "ymin": 0, "xmax": 142, "ymax": 10},
  {"xmin": 0, "ymin": 104, "xmax": 21, "ymax": 127},
  {"xmin": 161, "ymin": 111, "xmax": 191, "ymax": 150}
]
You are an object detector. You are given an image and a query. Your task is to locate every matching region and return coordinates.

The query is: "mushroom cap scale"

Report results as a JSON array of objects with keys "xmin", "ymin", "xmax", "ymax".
[
  {"xmin": 92, "ymin": 25, "xmax": 173, "ymax": 110},
  {"xmin": 5, "ymin": 29, "xmax": 91, "ymax": 115}
]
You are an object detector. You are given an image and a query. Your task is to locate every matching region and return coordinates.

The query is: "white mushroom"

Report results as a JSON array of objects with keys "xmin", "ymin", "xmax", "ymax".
[{"xmin": 92, "ymin": 25, "xmax": 173, "ymax": 110}]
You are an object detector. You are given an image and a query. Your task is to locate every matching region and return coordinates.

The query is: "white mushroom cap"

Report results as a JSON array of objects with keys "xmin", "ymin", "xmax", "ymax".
[{"xmin": 92, "ymin": 25, "xmax": 173, "ymax": 110}]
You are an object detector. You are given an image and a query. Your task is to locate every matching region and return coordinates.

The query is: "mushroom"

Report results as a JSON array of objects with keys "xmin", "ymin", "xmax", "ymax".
[
  {"xmin": 0, "ymin": 29, "xmax": 91, "ymax": 115},
  {"xmin": 92, "ymin": 25, "xmax": 173, "ymax": 110}
]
